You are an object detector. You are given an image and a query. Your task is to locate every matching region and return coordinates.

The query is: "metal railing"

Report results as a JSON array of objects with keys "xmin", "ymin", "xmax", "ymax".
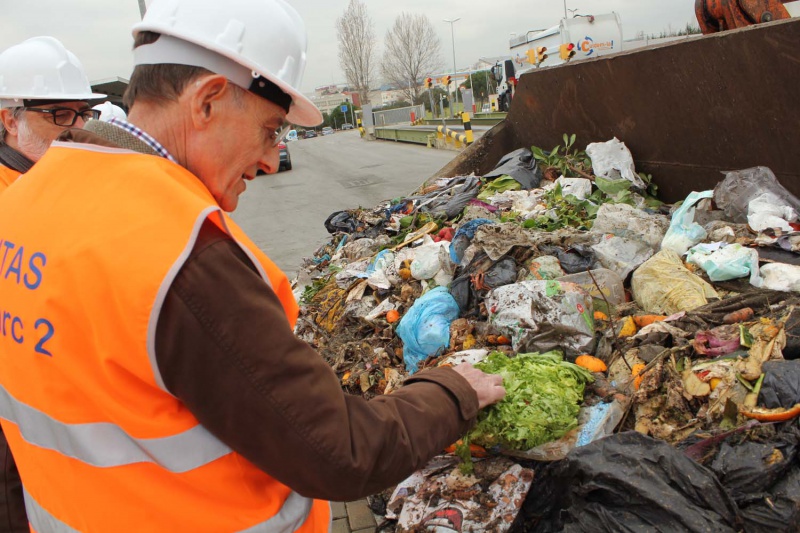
[{"xmin": 372, "ymin": 105, "xmax": 425, "ymax": 127}]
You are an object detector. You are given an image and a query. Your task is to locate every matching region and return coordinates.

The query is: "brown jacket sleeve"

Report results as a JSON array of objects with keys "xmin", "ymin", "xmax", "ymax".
[{"xmin": 155, "ymin": 220, "xmax": 479, "ymax": 501}]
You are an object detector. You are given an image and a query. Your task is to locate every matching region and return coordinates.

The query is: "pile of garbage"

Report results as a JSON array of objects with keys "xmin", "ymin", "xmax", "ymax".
[{"xmin": 293, "ymin": 136, "xmax": 800, "ymax": 532}]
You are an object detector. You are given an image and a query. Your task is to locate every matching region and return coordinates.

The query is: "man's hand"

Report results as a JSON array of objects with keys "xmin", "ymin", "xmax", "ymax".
[{"xmin": 451, "ymin": 363, "xmax": 506, "ymax": 410}]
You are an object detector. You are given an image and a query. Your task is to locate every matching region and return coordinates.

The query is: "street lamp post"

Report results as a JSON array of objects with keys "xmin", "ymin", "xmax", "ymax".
[
  {"xmin": 443, "ymin": 18, "xmax": 460, "ymax": 116},
  {"xmin": 562, "ymin": 0, "xmax": 568, "ymax": 19}
]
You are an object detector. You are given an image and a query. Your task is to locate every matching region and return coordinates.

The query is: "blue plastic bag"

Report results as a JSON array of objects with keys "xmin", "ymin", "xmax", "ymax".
[
  {"xmin": 396, "ymin": 286, "xmax": 460, "ymax": 373},
  {"xmin": 449, "ymin": 218, "xmax": 494, "ymax": 265},
  {"xmin": 661, "ymin": 190, "xmax": 713, "ymax": 256}
]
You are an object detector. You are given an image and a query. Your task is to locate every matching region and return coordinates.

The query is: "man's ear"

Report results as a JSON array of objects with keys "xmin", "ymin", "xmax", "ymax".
[
  {"xmin": 188, "ymin": 74, "xmax": 230, "ymax": 129},
  {"xmin": 0, "ymin": 109, "xmax": 20, "ymax": 138}
]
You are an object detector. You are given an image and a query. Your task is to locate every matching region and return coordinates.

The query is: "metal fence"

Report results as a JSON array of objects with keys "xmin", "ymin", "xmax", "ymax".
[{"xmin": 371, "ymin": 105, "xmax": 425, "ymax": 127}]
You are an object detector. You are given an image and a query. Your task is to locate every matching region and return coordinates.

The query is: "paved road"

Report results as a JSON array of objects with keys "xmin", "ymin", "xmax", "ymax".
[{"xmin": 231, "ymin": 131, "xmax": 457, "ymax": 277}]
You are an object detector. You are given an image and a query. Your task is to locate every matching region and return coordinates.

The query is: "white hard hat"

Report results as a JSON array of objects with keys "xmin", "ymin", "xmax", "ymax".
[
  {"xmin": 0, "ymin": 36, "xmax": 105, "ymax": 108},
  {"xmin": 132, "ymin": 0, "xmax": 322, "ymax": 127},
  {"xmin": 92, "ymin": 102, "xmax": 127, "ymax": 122}
]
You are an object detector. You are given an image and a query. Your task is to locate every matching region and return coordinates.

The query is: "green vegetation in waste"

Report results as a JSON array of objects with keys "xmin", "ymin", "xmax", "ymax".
[
  {"xmin": 465, "ymin": 350, "xmax": 593, "ymax": 448},
  {"xmin": 456, "ymin": 351, "xmax": 593, "ymax": 473},
  {"xmin": 531, "ymin": 133, "xmax": 593, "ymax": 179},
  {"xmin": 525, "ymin": 181, "xmax": 605, "ymax": 231}
]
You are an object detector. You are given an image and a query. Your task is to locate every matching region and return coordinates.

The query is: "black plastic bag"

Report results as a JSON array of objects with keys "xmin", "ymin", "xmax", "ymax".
[
  {"xmin": 709, "ymin": 422, "xmax": 800, "ymax": 532},
  {"xmin": 483, "ymin": 147, "xmax": 542, "ymax": 190},
  {"xmin": 783, "ymin": 307, "xmax": 800, "ymax": 360},
  {"xmin": 519, "ymin": 432, "xmax": 742, "ymax": 532},
  {"xmin": 760, "ymin": 360, "xmax": 800, "ymax": 409},
  {"xmin": 416, "ymin": 175, "xmax": 482, "ymax": 220},
  {"xmin": 539, "ymin": 244, "xmax": 596, "ymax": 274},
  {"xmin": 324, "ymin": 210, "xmax": 359, "ymax": 234}
]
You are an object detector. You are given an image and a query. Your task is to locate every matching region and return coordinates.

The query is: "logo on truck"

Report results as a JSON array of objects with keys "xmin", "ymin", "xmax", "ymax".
[{"xmin": 578, "ymin": 36, "xmax": 615, "ymax": 56}]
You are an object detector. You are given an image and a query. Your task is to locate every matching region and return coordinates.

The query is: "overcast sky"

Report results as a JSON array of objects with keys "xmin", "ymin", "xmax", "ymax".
[{"xmin": 1, "ymin": 0, "xmax": 696, "ymax": 93}]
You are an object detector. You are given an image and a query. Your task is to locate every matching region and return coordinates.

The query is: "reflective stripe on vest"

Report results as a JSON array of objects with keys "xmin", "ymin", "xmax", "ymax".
[
  {"xmin": 0, "ymin": 143, "xmax": 325, "ymax": 531},
  {"xmin": 24, "ymin": 487, "xmax": 318, "ymax": 533},
  {"xmin": 0, "ymin": 384, "xmax": 230, "ymax": 471}
]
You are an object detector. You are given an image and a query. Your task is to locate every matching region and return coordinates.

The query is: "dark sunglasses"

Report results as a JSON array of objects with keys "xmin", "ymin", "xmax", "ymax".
[{"xmin": 23, "ymin": 107, "xmax": 101, "ymax": 127}]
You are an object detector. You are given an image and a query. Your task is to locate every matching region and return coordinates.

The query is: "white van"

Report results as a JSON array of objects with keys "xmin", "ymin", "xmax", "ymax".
[{"xmin": 286, "ymin": 129, "xmax": 298, "ymax": 142}]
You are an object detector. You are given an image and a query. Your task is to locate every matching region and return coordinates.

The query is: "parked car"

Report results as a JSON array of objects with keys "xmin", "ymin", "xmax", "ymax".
[
  {"xmin": 278, "ymin": 142, "xmax": 291, "ymax": 171},
  {"xmin": 341, "ymin": 123, "xmax": 354, "ymax": 130},
  {"xmin": 285, "ymin": 129, "xmax": 298, "ymax": 142},
  {"xmin": 321, "ymin": 126, "xmax": 334, "ymax": 136},
  {"xmin": 304, "ymin": 130, "xmax": 317, "ymax": 139}
]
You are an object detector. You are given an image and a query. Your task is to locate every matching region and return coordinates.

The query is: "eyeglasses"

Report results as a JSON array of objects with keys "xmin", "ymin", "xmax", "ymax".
[
  {"xmin": 23, "ymin": 107, "xmax": 101, "ymax": 127},
  {"xmin": 270, "ymin": 123, "xmax": 291, "ymax": 147}
]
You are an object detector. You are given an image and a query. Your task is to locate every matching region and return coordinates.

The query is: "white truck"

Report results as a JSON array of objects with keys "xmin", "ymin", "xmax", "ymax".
[{"xmin": 492, "ymin": 13, "xmax": 623, "ymax": 111}]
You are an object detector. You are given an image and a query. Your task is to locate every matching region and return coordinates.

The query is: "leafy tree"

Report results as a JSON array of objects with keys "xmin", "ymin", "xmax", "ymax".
[
  {"xmin": 381, "ymin": 13, "xmax": 443, "ymax": 105},
  {"xmin": 336, "ymin": 0, "xmax": 376, "ymax": 105}
]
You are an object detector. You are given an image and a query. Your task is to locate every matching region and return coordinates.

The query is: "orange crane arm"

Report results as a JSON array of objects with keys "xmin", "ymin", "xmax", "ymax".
[{"xmin": 696, "ymin": 0, "xmax": 791, "ymax": 33}]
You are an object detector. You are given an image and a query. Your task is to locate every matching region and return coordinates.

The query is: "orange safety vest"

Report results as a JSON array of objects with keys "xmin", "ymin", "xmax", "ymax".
[
  {"xmin": 0, "ymin": 142, "xmax": 330, "ymax": 532},
  {"xmin": 0, "ymin": 163, "xmax": 20, "ymax": 193}
]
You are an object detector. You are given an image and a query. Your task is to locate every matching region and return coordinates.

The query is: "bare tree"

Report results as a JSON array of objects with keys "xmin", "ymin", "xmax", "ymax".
[
  {"xmin": 336, "ymin": 0, "xmax": 376, "ymax": 105},
  {"xmin": 381, "ymin": 13, "xmax": 443, "ymax": 105}
]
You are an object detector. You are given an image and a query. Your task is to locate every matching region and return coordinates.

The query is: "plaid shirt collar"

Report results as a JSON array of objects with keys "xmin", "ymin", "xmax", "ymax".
[{"xmin": 107, "ymin": 117, "xmax": 177, "ymax": 163}]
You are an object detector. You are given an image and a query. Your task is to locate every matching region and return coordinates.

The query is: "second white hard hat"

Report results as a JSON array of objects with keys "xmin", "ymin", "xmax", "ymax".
[
  {"xmin": 132, "ymin": 0, "xmax": 322, "ymax": 127},
  {"xmin": 92, "ymin": 102, "xmax": 127, "ymax": 122},
  {"xmin": 0, "ymin": 36, "xmax": 105, "ymax": 108}
]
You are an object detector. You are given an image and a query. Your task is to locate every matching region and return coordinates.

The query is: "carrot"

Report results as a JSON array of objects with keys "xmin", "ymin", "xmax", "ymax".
[
  {"xmin": 386, "ymin": 310, "xmax": 401, "ymax": 323},
  {"xmin": 723, "ymin": 307, "xmax": 755, "ymax": 324},
  {"xmin": 632, "ymin": 315, "xmax": 667, "ymax": 328},
  {"xmin": 594, "ymin": 311, "xmax": 609, "ymax": 321},
  {"xmin": 443, "ymin": 440, "xmax": 488, "ymax": 458},
  {"xmin": 740, "ymin": 403, "xmax": 800, "ymax": 422},
  {"xmin": 496, "ymin": 335, "xmax": 512, "ymax": 345},
  {"xmin": 575, "ymin": 355, "xmax": 607, "ymax": 373},
  {"xmin": 632, "ymin": 363, "xmax": 646, "ymax": 390}
]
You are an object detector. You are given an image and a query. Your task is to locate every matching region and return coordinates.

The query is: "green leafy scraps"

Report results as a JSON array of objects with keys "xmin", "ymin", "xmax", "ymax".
[
  {"xmin": 468, "ymin": 351, "xmax": 593, "ymax": 451},
  {"xmin": 531, "ymin": 133, "xmax": 593, "ymax": 179}
]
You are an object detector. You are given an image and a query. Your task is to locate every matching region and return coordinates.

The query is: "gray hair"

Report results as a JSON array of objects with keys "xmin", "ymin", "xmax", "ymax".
[{"xmin": 0, "ymin": 107, "xmax": 26, "ymax": 146}]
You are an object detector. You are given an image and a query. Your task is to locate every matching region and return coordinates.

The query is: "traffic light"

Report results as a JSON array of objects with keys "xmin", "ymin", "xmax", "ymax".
[
  {"xmin": 425, "ymin": 77, "xmax": 433, "ymax": 89},
  {"xmin": 443, "ymin": 75, "xmax": 452, "ymax": 87},
  {"xmin": 525, "ymin": 48, "xmax": 537, "ymax": 65},
  {"xmin": 559, "ymin": 43, "xmax": 576, "ymax": 61},
  {"xmin": 535, "ymin": 46, "xmax": 548, "ymax": 64}
]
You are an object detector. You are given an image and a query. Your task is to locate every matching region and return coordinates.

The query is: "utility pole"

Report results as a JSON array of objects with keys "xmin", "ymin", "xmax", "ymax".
[
  {"xmin": 443, "ymin": 18, "xmax": 460, "ymax": 114},
  {"xmin": 562, "ymin": 0, "xmax": 568, "ymax": 19},
  {"xmin": 137, "ymin": 0, "xmax": 147, "ymax": 19}
]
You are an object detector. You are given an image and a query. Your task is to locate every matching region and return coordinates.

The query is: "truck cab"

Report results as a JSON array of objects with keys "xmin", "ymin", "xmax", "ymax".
[{"xmin": 492, "ymin": 59, "xmax": 517, "ymax": 112}]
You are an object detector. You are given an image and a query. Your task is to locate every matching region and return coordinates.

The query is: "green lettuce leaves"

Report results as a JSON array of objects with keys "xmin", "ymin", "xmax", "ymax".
[{"xmin": 468, "ymin": 351, "xmax": 594, "ymax": 451}]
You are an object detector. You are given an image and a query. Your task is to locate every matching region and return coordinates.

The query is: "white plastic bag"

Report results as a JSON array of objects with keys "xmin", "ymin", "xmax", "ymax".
[
  {"xmin": 748, "ymin": 192, "xmax": 798, "ymax": 233},
  {"xmin": 585, "ymin": 137, "xmax": 646, "ymax": 189},
  {"xmin": 555, "ymin": 176, "xmax": 593, "ymax": 200},
  {"xmin": 686, "ymin": 243, "xmax": 760, "ymax": 284},
  {"xmin": 661, "ymin": 190, "xmax": 714, "ymax": 256},
  {"xmin": 752, "ymin": 263, "xmax": 800, "ymax": 292}
]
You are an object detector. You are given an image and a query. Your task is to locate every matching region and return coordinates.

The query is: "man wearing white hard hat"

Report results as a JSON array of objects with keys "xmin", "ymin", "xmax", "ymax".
[
  {"xmin": 0, "ymin": 35, "xmax": 103, "ymax": 533},
  {"xmin": 92, "ymin": 101, "xmax": 127, "ymax": 122},
  {"xmin": 0, "ymin": 36, "xmax": 104, "ymax": 193},
  {"xmin": 0, "ymin": 1, "xmax": 504, "ymax": 531}
]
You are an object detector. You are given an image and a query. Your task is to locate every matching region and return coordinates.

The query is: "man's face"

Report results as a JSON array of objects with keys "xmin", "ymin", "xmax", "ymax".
[
  {"xmin": 189, "ymin": 85, "xmax": 285, "ymax": 212},
  {"xmin": 2, "ymin": 101, "xmax": 93, "ymax": 162}
]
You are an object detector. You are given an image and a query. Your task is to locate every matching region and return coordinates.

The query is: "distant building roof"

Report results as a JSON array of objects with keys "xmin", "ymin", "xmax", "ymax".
[{"xmin": 90, "ymin": 77, "xmax": 129, "ymax": 108}]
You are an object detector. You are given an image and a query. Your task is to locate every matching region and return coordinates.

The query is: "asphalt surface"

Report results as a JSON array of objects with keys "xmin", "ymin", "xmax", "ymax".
[{"xmin": 231, "ymin": 130, "xmax": 457, "ymax": 278}]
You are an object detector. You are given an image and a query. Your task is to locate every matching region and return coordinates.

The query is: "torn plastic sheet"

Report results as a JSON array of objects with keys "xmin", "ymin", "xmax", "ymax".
[
  {"xmin": 486, "ymin": 280, "xmax": 595, "ymax": 357},
  {"xmin": 713, "ymin": 166, "xmax": 800, "ymax": 225},
  {"xmin": 387, "ymin": 456, "xmax": 534, "ymax": 533},
  {"xmin": 585, "ymin": 137, "xmax": 647, "ymax": 189}
]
